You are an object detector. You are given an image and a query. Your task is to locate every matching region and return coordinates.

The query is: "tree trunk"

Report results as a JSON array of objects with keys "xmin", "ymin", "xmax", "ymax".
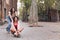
[
  {"xmin": 57, "ymin": 10, "xmax": 59, "ymax": 22},
  {"xmin": 29, "ymin": 0, "xmax": 39, "ymax": 27}
]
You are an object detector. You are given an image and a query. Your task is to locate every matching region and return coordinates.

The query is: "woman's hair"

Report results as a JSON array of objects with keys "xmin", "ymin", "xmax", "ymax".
[
  {"xmin": 13, "ymin": 16, "xmax": 19, "ymax": 22},
  {"xmin": 10, "ymin": 7, "xmax": 15, "ymax": 15}
]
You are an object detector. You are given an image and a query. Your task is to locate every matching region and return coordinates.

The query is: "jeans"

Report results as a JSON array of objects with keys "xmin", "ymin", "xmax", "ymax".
[{"xmin": 6, "ymin": 16, "xmax": 11, "ymax": 32}]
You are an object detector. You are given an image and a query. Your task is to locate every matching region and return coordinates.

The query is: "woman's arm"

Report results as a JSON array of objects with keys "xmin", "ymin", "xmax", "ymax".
[{"xmin": 8, "ymin": 12, "xmax": 13, "ymax": 22}]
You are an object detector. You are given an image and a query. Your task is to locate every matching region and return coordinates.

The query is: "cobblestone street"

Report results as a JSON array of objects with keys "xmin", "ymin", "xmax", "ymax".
[{"xmin": 0, "ymin": 21, "xmax": 60, "ymax": 40}]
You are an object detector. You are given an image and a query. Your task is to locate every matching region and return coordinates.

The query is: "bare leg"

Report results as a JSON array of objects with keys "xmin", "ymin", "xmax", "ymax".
[{"xmin": 19, "ymin": 28, "xmax": 24, "ymax": 32}]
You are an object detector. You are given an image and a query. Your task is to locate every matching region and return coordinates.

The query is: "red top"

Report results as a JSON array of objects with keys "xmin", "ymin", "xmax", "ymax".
[{"xmin": 13, "ymin": 22, "xmax": 18, "ymax": 30}]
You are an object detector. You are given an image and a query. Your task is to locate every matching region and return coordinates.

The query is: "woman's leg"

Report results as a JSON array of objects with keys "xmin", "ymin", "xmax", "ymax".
[
  {"xmin": 18, "ymin": 28, "xmax": 24, "ymax": 32},
  {"xmin": 6, "ymin": 16, "xmax": 11, "ymax": 32},
  {"xmin": 13, "ymin": 27, "xmax": 24, "ymax": 37},
  {"xmin": 11, "ymin": 30, "xmax": 15, "ymax": 34},
  {"xmin": 10, "ymin": 27, "xmax": 16, "ymax": 34},
  {"xmin": 16, "ymin": 28, "xmax": 24, "ymax": 36},
  {"xmin": 11, "ymin": 27, "xmax": 18, "ymax": 36}
]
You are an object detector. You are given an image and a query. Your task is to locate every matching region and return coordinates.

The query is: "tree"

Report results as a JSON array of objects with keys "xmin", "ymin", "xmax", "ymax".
[
  {"xmin": 37, "ymin": 0, "xmax": 55, "ymax": 21},
  {"xmin": 29, "ymin": 0, "xmax": 39, "ymax": 27},
  {"xmin": 20, "ymin": 0, "xmax": 31, "ymax": 22},
  {"xmin": 55, "ymin": 0, "xmax": 60, "ymax": 22}
]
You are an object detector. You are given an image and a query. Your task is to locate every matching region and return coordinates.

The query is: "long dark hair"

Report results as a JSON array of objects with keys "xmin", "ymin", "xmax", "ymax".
[
  {"xmin": 10, "ymin": 7, "xmax": 15, "ymax": 15},
  {"xmin": 13, "ymin": 16, "xmax": 19, "ymax": 22}
]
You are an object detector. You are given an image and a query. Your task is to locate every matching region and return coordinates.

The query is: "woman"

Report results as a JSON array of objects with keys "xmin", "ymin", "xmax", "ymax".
[
  {"xmin": 10, "ymin": 16, "xmax": 24, "ymax": 37},
  {"xmin": 6, "ymin": 8, "xmax": 16, "ymax": 33}
]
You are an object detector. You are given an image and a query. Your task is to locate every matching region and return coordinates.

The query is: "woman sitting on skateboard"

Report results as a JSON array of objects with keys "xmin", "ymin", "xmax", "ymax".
[{"xmin": 10, "ymin": 16, "xmax": 24, "ymax": 37}]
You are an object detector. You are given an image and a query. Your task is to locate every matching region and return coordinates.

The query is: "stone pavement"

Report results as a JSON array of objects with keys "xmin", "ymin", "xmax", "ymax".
[{"xmin": 0, "ymin": 21, "xmax": 60, "ymax": 40}]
